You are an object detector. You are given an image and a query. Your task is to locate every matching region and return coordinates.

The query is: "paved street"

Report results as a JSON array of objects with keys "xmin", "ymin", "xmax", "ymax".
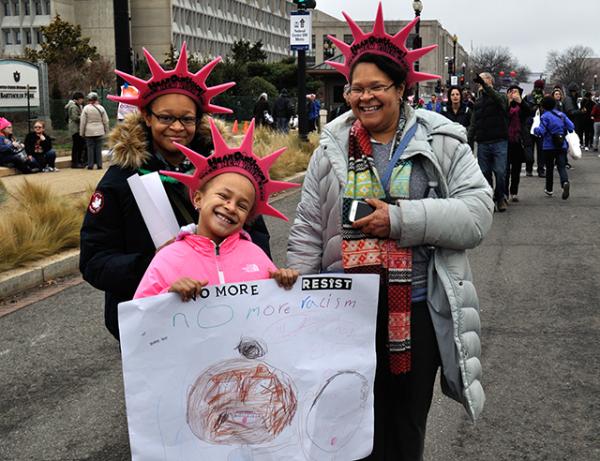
[{"xmin": 1, "ymin": 152, "xmax": 599, "ymax": 460}]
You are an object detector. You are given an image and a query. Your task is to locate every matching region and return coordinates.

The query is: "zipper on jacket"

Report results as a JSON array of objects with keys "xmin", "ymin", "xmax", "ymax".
[{"xmin": 213, "ymin": 242, "xmax": 225, "ymax": 284}]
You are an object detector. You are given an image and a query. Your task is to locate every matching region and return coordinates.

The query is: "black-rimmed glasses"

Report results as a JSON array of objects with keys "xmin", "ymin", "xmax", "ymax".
[{"xmin": 147, "ymin": 110, "xmax": 199, "ymax": 127}]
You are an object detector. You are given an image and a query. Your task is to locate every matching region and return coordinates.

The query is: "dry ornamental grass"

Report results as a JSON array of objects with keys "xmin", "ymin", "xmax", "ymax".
[
  {"xmin": 250, "ymin": 125, "xmax": 318, "ymax": 179},
  {"xmin": 0, "ymin": 179, "xmax": 88, "ymax": 272}
]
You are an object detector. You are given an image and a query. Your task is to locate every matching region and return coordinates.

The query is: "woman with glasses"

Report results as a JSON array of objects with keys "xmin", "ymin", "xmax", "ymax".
[
  {"xmin": 287, "ymin": 5, "xmax": 493, "ymax": 460},
  {"xmin": 24, "ymin": 120, "xmax": 58, "ymax": 172},
  {"xmin": 80, "ymin": 92, "xmax": 110, "ymax": 170},
  {"xmin": 80, "ymin": 44, "xmax": 271, "ymax": 341}
]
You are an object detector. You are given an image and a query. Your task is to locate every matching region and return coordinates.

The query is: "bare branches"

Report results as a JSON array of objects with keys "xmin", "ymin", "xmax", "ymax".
[
  {"xmin": 545, "ymin": 46, "xmax": 597, "ymax": 89},
  {"xmin": 470, "ymin": 46, "xmax": 530, "ymax": 85}
]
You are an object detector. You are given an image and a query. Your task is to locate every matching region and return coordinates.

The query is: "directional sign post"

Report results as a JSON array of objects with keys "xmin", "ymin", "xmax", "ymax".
[
  {"xmin": 290, "ymin": 10, "xmax": 311, "ymax": 51},
  {"xmin": 290, "ymin": 10, "xmax": 312, "ymax": 141}
]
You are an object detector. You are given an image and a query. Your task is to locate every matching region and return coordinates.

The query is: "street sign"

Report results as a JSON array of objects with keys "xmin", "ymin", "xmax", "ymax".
[
  {"xmin": 0, "ymin": 60, "xmax": 40, "ymax": 108},
  {"xmin": 290, "ymin": 10, "xmax": 311, "ymax": 51},
  {"xmin": 450, "ymin": 75, "xmax": 458, "ymax": 86}
]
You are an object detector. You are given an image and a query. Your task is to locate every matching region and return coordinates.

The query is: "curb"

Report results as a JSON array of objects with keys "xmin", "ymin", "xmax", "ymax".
[
  {"xmin": 0, "ymin": 249, "xmax": 80, "ymax": 300},
  {"xmin": 0, "ymin": 171, "xmax": 306, "ymax": 300}
]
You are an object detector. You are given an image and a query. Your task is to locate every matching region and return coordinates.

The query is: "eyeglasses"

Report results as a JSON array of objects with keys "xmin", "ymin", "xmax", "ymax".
[
  {"xmin": 147, "ymin": 110, "xmax": 199, "ymax": 127},
  {"xmin": 348, "ymin": 83, "xmax": 395, "ymax": 97}
]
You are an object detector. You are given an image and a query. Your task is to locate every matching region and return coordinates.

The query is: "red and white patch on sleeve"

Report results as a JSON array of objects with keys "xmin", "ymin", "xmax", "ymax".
[{"xmin": 88, "ymin": 191, "xmax": 105, "ymax": 214}]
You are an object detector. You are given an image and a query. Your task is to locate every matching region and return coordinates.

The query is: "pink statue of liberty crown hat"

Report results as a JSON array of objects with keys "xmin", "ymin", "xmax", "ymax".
[
  {"xmin": 160, "ymin": 118, "xmax": 299, "ymax": 221},
  {"xmin": 326, "ymin": 2, "xmax": 440, "ymax": 87},
  {"xmin": 107, "ymin": 42, "xmax": 235, "ymax": 114}
]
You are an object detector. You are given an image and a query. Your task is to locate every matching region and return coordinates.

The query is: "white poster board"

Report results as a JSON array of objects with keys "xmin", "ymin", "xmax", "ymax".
[{"xmin": 119, "ymin": 274, "xmax": 380, "ymax": 461}]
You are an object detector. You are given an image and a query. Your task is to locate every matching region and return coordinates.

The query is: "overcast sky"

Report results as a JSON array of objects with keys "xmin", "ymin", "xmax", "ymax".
[{"xmin": 315, "ymin": 0, "xmax": 599, "ymax": 73}]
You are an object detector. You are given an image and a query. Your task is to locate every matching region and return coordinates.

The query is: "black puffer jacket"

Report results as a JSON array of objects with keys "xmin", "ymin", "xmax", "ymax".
[
  {"xmin": 441, "ymin": 103, "xmax": 472, "ymax": 128},
  {"xmin": 468, "ymin": 82, "xmax": 509, "ymax": 144},
  {"xmin": 79, "ymin": 114, "xmax": 271, "ymax": 340}
]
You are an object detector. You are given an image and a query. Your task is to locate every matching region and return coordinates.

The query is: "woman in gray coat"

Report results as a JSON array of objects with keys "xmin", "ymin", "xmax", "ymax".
[
  {"xmin": 286, "ymin": 5, "xmax": 494, "ymax": 460},
  {"xmin": 80, "ymin": 91, "xmax": 109, "ymax": 170}
]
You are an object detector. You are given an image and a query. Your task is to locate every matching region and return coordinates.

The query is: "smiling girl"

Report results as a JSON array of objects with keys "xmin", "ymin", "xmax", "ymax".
[{"xmin": 134, "ymin": 118, "xmax": 299, "ymax": 301}]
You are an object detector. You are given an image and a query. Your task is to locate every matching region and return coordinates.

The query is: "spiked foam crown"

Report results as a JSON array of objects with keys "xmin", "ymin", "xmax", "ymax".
[
  {"xmin": 326, "ymin": 2, "xmax": 440, "ymax": 87},
  {"xmin": 107, "ymin": 42, "xmax": 235, "ymax": 114},
  {"xmin": 160, "ymin": 118, "xmax": 299, "ymax": 221}
]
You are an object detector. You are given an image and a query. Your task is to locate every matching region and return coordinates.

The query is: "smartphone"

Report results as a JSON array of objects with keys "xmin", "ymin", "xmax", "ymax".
[{"xmin": 349, "ymin": 200, "xmax": 375, "ymax": 222}]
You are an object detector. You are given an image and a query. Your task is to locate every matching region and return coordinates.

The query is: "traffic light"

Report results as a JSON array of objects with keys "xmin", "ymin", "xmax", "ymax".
[
  {"xmin": 447, "ymin": 58, "xmax": 454, "ymax": 76},
  {"xmin": 293, "ymin": 0, "xmax": 317, "ymax": 9}
]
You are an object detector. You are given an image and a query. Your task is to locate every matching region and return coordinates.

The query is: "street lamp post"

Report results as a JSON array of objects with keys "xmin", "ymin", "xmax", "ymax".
[
  {"xmin": 594, "ymin": 74, "xmax": 598, "ymax": 92},
  {"xmin": 412, "ymin": 1, "xmax": 423, "ymax": 101},
  {"xmin": 452, "ymin": 34, "xmax": 457, "ymax": 76}
]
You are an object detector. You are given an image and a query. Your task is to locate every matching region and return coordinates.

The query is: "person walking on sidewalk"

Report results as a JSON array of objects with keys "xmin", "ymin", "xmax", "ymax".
[
  {"xmin": 534, "ymin": 96, "xmax": 574, "ymax": 200},
  {"xmin": 524, "ymin": 79, "xmax": 545, "ymax": 176},
  {"xmin": 441, "ymin": 85, "xmax": 471, "ymax": 128},
  {"xmin": 580, "ymin": 91, "xmax": 595, "ymax": 150},
  {"xmin": 253, "ymin": 93, "xmax": 272, "ymax": 128},
  {"xmin": 80, "ymin": 92, "xmax": 109, "ymax": 170},
  {"xmin": 468, "ymin": 72, "xmax": 509, "ymax": 212},
  {"xmin": 65, "ymin": 92, "xmax": 86, "ymax": 168},
  {"xmin": 505, "ymin": 85, "xmax": 532, "ymax": 202},
  {"xmin": 591, "ymin": 97, "xmax": 600, "ymax": 152},
  {"xmin": 272, "ymin": 88, "xmax": 294, "ymax": 133},
  {"xmin": 24, "ymin": 120, "xmax": 58, "ymax": 172},
  {"xmin": 79, "ymin": 44, "xmax": 271, "ymax": 341},
  {"xmin": 563, "ymin": 82, "xmax": 583, "ymax": 143},
  {"xmin": 552, "ymin": 87, "xmax": 564, "ymax": 113}
]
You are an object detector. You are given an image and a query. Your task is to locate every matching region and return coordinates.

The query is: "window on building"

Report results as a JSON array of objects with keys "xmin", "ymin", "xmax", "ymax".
[
  {"xmin": 24, "ymin": 0, "xmax": 30, "ymax": 15},
  {"xmin": 44, "ymin": 0, "xmax": 50, "ymax": 14},
  {"xmin": 4, "ymin": 29, "xmax": 12, "ymax": 44},
  {"xmin": 25, "ymin": 29, "xmax": 31, "ymax": 43},
  {"xmin": 3, "ymin": 1, "xmax": 10, "ymax": 16},
  {"xmin": 323, "ymin": 35, "xmax": 335, "ymax": 60},
  {"xmin": 343, "ymin": 34, "xmax": 353, "ymax": 44},
  {"xmin": 35, "ymin": 28, "xmax": 43, "ymax": 44},
  {"xmin": 12, "ymin": 0, "xmax": 19, "ymax": 15},
  {"xmin": 15, "ymin": 29, "xmax": 21, "ymax": 44},
  {"xmin": 34, "ymin": 0, "xmax": 41, "ymax": 15}
]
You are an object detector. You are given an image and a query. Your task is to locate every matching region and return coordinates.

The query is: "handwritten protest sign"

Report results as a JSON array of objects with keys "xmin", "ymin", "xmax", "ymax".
[{"xmin": 119, "ymin": 274, "xmax": 380, "ymax": 461}]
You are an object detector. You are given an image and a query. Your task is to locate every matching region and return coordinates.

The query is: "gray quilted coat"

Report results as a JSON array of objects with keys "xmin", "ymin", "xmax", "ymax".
[{"xmin": 287, "ymin": 105, "xmax": 494, "ymax": 421}]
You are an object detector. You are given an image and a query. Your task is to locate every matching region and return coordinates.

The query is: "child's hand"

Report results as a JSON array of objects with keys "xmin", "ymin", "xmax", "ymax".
[
  {"xmin": 169, "ymin": 277, "xmax": 208, "ymax": 302},
  {"xmin": 269, "ymin": 268, "xmax": 299, "ymax": 290}
]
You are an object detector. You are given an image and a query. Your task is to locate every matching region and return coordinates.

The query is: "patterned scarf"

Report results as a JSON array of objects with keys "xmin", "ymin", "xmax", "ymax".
[{"xmin": 342, "ymin": 118, "xmax": 413, "ymax": 374}]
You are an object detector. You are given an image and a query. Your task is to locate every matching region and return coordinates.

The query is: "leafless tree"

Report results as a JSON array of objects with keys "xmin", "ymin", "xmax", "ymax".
[
  {"xmin": 545, "ymin": 46, "xmax": 598, "ymax": 91},
  {"xmin": 470, "ymin": 46, "xmax": 530, "ymax": 86}
]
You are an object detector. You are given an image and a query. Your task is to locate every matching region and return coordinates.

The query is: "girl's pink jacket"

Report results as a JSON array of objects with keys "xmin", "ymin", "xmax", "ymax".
[{"xmin": 134, "ymin": 230, "xmax": 276, "ymax": 299}]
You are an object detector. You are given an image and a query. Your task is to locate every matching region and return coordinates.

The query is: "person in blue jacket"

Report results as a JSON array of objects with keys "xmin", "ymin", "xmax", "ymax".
[
  {"xmin": 534, "ymin": 96, "xmax": 575, "ymax": 200},
  {"xmin": 425, "ymin": 93, "xmax": 442, "ymax": 113}
]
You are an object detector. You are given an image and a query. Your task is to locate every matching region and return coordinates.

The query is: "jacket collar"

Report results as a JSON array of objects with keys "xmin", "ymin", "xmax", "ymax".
[{"xmin": 181, "ymin": 230, "xmax": 251, "ymax": 256}]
